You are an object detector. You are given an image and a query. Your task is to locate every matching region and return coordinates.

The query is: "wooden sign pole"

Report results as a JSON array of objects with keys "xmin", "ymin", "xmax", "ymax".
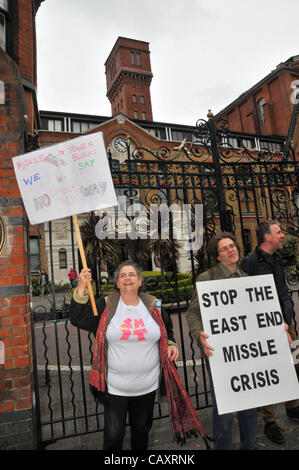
[{"xmin": 72, "ymin": 214, "xmax": 98, "ymax": 317}]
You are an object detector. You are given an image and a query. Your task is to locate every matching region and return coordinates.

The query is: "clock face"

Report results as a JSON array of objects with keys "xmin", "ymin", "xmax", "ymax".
[{"xmin": 114, "ymin": 136, "xmax": 127, "ymax": 152}]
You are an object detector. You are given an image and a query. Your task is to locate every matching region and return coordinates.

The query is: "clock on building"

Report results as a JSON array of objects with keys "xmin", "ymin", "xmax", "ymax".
[{"xmin": 113, "ymin": 136, "xmax": 127, "ymax": 152}]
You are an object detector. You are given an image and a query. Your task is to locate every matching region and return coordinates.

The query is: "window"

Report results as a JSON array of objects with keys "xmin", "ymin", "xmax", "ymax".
[
  {"xmin": 136, "ymin": 53, "xmax": 141, "ymax": 66},
  {"xmin": 140, "ymin": 95, "xmax": 145, "ymax": 104},
  {"xmin": 0, "ymin": 1, "xmax": 8, "ymax": 10},
  {"xmin": 134, "ymin": 111, "xmax": 138, "ymax": 119},
  {"xmin": 154, "ymin": 128, "xmax": 166, "ymax": 139},
  {"xmin": 110, "ymin": 59, "xmax": 116, "ymax": 79},
  {"xmin": 242, "ymin": 229, "xmax": 252, "ymax": 255},
  {"xmin": 59, "ymin": 249, "xmax": 67, "ymax": 269},
  {"xmin": 132, "ymin": 94, "xmax": 137, "ymax": 103},
  {"xmin": 115, "ymin": 188, "xmax": 141, "ymax": 212},
  {"xmin": 131, "ymin": 51, "xmax": 135, "ymax": 65},
  {"xmin": 258, "ymin": 98, "xmax": 266, "ymax": 123},
  {"xmin": 139, "ymin": 77, "xmax": 143, "ymax": 88},
  {"xmin": 240, "ymin": 189, "xmax": 255, "ymax": 213},
  {"xmin": 73, "ymin": 121, "xmax": 81, "ymax": 133},
  {"xmin": 72, "ymin": 121, "xmax": 98, "ymax": 133},
  {"xmin": 142, "ymin": 112, "xmax": 146, "ymax": 120},
  {"xmin": 172, "ymin": 130, "xmax": 183, "ymax": 142},
  {"xmin": 55, "ymin": 223, "xmax": 67, "ymax": 240},
  {"xmin": 29, "ymin": 237, "xmax": 41, "ymax": 273},
  {"xmin": 0, "ymin": 80, "xmax": 4, "ymax": 104},
  {"xmin": 268, "ymin": 168, "xmax": 283, "ymax": 186},
  {"xmin": 0, "ymin": 12, "xmax": 5, "ymax": 50},
  {"xmin": 110, "ymin": 159, "xmax": 120, "ymax": 174},
  {"xmin": 204, "ymin": 189, "xmax": 219, "ymax": 215},
  {"xmin": 221, "ymin": 136, "xmax": 238, "ymax": 147},
  {"xmin": 259, "ymin": 140, "xmax": 283, "ymax": 153},
  {"xmin": 236, "ymin": 166, "xmax": 252, "ymax": 185},
  {"xmin": 48, "ymin": 119, "xmax": 63, "ymax": 132},
  {"xmin": 240, "ymin": 138, "xmax": 255, "ymax": 149}
]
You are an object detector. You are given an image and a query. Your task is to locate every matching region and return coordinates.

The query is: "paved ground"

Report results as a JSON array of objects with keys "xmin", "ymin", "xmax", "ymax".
[{"xmin": 43, "ymin": 401, "xmax": 299, "ymax": 451}]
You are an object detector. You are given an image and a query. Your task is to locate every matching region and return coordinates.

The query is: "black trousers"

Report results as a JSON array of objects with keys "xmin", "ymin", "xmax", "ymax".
[{"xmin": 103, "ymin": 390, "xmax": 156, "ymax": 450}]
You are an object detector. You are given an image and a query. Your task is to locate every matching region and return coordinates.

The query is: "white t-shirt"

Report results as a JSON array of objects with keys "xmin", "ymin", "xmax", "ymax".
[{"xmin": 106, "ymin": 297, "xmax": 161, "ymax": 396}]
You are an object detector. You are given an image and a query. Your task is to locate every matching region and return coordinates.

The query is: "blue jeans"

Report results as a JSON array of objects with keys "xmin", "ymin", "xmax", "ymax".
[{"xmin": 207, "ymin": 361, "xmax": 257, "ymax": 450}]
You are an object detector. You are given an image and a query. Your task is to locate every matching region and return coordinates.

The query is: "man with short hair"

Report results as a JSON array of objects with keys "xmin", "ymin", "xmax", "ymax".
[
  {"xmin": 186, "ymin": 231, "xmax": 258, "ymax": 450},
  {"xmin": 241, "ymin": 220, "xmax": 299, "ymax": 445}
]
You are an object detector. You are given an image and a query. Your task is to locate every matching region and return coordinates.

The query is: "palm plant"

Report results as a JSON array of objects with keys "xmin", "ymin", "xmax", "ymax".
[{"xmin": 79, "ymin": 213, "xmax": 120, "ymax": 290}]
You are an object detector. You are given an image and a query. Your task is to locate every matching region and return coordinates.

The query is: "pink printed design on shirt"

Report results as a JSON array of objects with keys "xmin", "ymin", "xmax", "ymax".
[
  {"xmin": 120, "ymin": 317, "xmax": 133, "ymax": 329},
  {"xmin": 119, "ymin": 329, "xmax": 132, "ymax": 340},
  {"xmin": 119, "ymin": 317, "xmax": 148, "ymax": 341},
  {"xmin": 132, "ymin": 328, "xmax": 148, "ymax": 341},
  {"xmin": 134, "ymin": 319, "xmax": 145, "ymax": 329}
]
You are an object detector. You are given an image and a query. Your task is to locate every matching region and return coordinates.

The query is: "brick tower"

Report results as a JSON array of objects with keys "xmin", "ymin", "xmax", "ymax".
[{"xmin": 105, "ymin": 37, "xmax": 153, "ymax": 121}]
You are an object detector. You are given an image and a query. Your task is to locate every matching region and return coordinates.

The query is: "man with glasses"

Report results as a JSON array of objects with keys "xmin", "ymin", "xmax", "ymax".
[
  {"xmin": 241, "ymin": 220, "xmax": 299, "ymax": 445},
  {"xmin": 186, "ymin": 231, "xmax": 258, "ymax": 450}
]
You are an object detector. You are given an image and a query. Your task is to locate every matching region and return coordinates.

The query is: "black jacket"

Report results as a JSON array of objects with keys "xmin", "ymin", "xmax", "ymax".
[{"xmin": 240, "ymin": 247, "xmax": 295, "ymax": 325}]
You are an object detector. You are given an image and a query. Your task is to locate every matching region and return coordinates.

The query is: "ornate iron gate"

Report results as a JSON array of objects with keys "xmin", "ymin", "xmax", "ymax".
[{"xmin": 32, "ymin": 117, "xmax": 299, "ymax": 448}]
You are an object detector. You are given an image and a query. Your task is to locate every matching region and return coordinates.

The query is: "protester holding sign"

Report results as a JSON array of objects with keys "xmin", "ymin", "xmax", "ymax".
[
  {"xmin": 69, "ymin": 260, "xmax": 209, "ymax": 450},
  {"xmin": 186, "ymin": 231, "xmax": 258, "ymax": 450},
  {"xmin": 241, "ymin": 220, "xmax": 299, "ymax": 445}
]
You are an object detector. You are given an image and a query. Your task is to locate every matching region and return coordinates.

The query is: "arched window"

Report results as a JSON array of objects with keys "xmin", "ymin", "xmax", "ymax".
[
  {"xmin": 0, "ymin": 1, "xmax": 8, "ymax": 51},
  {"xmin": 258, "ymin": 98, "xmax": 266, "ymax": 123}
]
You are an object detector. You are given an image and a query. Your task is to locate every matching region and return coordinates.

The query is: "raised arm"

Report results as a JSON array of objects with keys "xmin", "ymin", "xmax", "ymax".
[{"xmin": 69, "ymin": 268, "xmax": 106, "ymax": 335}]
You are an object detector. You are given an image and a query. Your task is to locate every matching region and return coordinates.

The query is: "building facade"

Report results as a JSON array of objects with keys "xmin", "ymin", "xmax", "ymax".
[{"xmin": 214, "ymin": 56, "xmax": 299, "ymax": 138}]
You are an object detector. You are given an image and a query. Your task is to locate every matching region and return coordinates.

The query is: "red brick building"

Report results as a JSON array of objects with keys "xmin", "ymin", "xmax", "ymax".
[
  {"xmin": 105, "ymin": 37, "xmax": 153, "ymax": 121},
  {"xmin": 214, "ymin": 55, "xmax": 299, "ymax": 138},
  {"xmin": 0, "ymin": 0, "xmax": 44, "ymax": 450}
]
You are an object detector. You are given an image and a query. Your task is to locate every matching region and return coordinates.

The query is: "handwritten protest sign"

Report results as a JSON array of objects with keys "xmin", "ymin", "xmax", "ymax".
[
  {"xmin": 197, "ymin": 274, "xmax": 299, "ymax": 415},
  {"xmin": 12, "ymin": 132, "xmax": 117, "ymax": 225}
]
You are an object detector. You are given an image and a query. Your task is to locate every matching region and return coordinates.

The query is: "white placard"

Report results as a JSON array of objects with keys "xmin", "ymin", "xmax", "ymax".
[
  {"xmin": 196, "ymin": 274, "xmax": 299, "ymax": 415},
  {"xmin": 12, "ymin": 132, "xmax": 118, "ymax": 224}
]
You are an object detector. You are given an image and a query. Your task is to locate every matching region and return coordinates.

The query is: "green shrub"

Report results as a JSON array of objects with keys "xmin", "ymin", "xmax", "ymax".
[
  {"xmin": 96, "ymin": 271, "xmax": 194, "ymax": 302},
  {"xmin": 281, "ymin": 236, "xmax": 299, "ymax": 269}
]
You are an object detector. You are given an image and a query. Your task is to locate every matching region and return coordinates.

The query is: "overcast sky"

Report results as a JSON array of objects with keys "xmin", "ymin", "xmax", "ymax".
[{"xmin": 36, "ymin": 0, "xmax": 299, "ymax": 126}]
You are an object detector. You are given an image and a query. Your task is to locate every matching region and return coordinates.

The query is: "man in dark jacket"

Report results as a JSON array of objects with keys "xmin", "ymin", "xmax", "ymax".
[{"xmin": 241, "ymin": 220, "xmax": 299, "ymax": 445}]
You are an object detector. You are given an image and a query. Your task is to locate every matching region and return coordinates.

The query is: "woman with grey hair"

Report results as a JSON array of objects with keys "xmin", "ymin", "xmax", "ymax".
[{"xmin": 70, "ymin": 260, "xmax": 208, "ymax": 450}]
